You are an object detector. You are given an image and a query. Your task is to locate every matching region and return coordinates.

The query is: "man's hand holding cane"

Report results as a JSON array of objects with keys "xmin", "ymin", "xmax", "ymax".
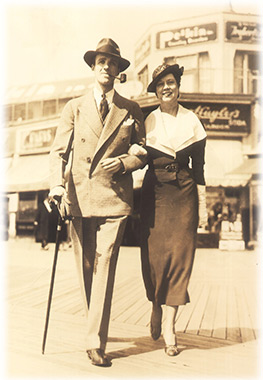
[{"xmin": 49, "ymin": 186, "xmax": 72, "ymax": 220}]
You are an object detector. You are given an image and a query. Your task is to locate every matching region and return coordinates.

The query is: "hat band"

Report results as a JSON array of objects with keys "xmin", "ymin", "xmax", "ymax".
[{"xmin": 96, "ymin": 45, "xmax": 121, "ymax": 58}]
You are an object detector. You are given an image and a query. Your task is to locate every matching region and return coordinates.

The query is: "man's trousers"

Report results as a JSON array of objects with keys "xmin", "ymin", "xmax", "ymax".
[{"xmin": 71, "ymin": 215, "xmax": 127, "ymax": 351}]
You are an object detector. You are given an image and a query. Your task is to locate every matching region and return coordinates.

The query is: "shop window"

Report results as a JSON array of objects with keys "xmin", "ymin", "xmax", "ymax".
[
  {"xmin": 17, "ymin": 192, "xmax": 37, "ymax": 223},
  {"xmin": 58, "ymin": 97, "xmax": 72, "ymax": 113},
  {"xmin": 234, "ymin": 51, "xmax": 260, "ymax": 95},
  {"xmin": 43, "ymin": 99, "xmax": 57, "ymax": 117},
  {"xmin": 138, "ymin": 65, "xmax": 148, "ymax": 93},
  {"xmin": 28, "ymin": 101, "xmax": 42, "ymax": 120},
  {"xmin": 0, "ymin": 196, "xmax": 9, "ymax": 240},
  {"xmin": 14, "ymin": 103, "xmax": 26, "ymax": 122}
]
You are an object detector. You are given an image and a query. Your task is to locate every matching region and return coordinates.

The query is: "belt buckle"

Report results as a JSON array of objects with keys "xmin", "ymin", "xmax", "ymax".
[{"xmin": 165, "ymin": 163, "xmax": 179, "ymax": 172}]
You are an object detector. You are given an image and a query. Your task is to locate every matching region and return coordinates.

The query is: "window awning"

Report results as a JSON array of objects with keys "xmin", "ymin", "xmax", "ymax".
[
  {"xmin": 4, "ymin": 153, "xmax": 262, "ymax": 193},
  {"xmin": 5, "ymin": 154, "xmax": 50, "ymax": 192},
  {"xmin": 203, "ymin": 139, "xmax": 261, "ymax": 187},
  {"xmin": 206, "ymin": 157, "xmax": 262, "ymax": 187},
  {"xmin": 205, "ymin": 175, "xmax": 251, "ymax": 187},
  {"xmin": 228, "ymin": 157, "xmax": 262, "ymax": 176},
  {"xmin": 5, "ymin": 154, "xmax": 147, "ymax": 193}
]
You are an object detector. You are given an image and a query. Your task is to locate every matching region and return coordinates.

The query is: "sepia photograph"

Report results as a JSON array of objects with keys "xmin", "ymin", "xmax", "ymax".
[{"xmin": 1, "ymin": 0, "xmax": 262, "ymax": 378}]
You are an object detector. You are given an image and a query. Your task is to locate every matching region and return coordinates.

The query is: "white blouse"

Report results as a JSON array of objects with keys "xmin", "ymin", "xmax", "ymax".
[{"xmin": 145, "ymin": 104, "xmax": 207, "ymax": 158}]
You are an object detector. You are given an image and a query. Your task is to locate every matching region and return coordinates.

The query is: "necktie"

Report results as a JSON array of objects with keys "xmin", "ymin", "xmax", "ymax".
[{"xmin": 99, "ymin": 94, "xmax": 109, "ymax": 121}]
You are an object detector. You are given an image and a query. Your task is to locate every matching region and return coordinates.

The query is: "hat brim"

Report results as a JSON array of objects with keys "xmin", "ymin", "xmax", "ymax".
[
  {"xmin": 147, "ymin": 64, "xmax": 184, "ymax": 93},
  {"xmin": 84, "ymin": 51, "xmax": 130, "ymax": 72}
]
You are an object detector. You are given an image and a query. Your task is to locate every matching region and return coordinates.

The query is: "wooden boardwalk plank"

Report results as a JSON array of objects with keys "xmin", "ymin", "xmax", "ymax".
[
  {"xmin": 226, "ymin": 285, "xmax": 242, "ymax": 342},
  {"xmin": 199, "ymin": 284, "xmax": 219, "ymax": 337},
  {"xmin": 175, "ymin": 281, "xmax": 203, "ymax": 333},
  {"xmin": 212, "ymin": 284, "xmax": 227, "ymax": 340},
  {"xmin": 135, "ymin": 302, "xmax": 151, "ymax": 326},
  {"xmin": 184, "ymin": 283, "xmax": 209, "ymax": 335},
  {"xmin": 243, "ymin": 282, "xmax": 259, "ymax": 337},
  {"xmin": 111, "ymin": 281, "xmax": 143, "ymax": 321},
  {"xmin": 235, "ymin": 284, "xmax": 256, "ymax": 343}
]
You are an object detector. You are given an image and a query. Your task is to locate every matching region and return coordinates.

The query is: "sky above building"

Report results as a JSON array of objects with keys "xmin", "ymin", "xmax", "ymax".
[{"xmin": 2, "ymin": 0, "xmax": 261, "ymax": 88}]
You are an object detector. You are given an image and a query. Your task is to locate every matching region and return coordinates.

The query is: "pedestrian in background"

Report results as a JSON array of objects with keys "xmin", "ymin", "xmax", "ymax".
[
  {"xmin": 140, "ymin": 63, "xmax": 207, "ymax": 356},
  {"xmin": 49, "ymin": 38, "xmax": 146, "ymax": 367},
  {"xmin": 34, "ymin": 192, "xmax": 52, "ymax": 250}
]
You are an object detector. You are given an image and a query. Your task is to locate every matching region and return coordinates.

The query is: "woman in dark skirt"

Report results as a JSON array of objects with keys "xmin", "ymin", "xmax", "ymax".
[{"xmin": 140, "ymin": 63, "xmax": 207, "ymax": 356}]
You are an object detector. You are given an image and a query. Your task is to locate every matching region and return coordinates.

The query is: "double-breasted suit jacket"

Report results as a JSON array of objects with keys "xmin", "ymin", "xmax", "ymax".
[{"xmin": 49, "ymin": 89, "xmax": 146, "ymax": 216}]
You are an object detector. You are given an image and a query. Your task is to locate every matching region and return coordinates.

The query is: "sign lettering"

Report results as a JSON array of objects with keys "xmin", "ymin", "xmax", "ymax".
[
  {"xmin": 20, "ymin": 126, "xmax": 57, "ymax": 154},
  {"xmin": 226, "ymin": 21, "xmax": 261, "ymax": 43},
  {"xmin": 156, "ymin": 23, "xmax": 217, "ymax": 49},
  {"xmin": 183, "ymin": 102, "xmax": 250, "ymax": 134}
]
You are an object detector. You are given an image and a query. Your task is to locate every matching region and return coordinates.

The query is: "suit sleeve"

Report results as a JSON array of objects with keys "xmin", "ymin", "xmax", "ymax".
[
  {"xmin": 49, "ymin": 100, "xmax": 74, "ymax": 189},
  {"xmin": 191, "ymin": 137, "xmax": 206, "ymax": 185},
  {"xmin": 119, "ymin": 102, "xmax": 147, "ymax": 173}
]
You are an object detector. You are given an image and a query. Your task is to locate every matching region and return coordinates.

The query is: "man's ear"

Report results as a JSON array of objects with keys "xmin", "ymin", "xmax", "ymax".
[{"xmin": 91, "ymin": 64, "xmax": 95, "ymax": 71}]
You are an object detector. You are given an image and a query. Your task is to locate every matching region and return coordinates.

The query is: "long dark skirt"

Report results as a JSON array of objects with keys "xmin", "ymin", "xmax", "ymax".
[{"xmin": 140, "ymin": 167, "xmax": 198, "ymax": 306}]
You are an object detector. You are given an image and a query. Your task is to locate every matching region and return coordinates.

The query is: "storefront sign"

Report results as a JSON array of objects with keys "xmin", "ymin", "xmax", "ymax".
[
  {"xmin": 19, "ymin": 126, "xmax": 57, "ymax": 154},
  {"xmin": 184, "ymin": 102, "xmax": 250, "ymax": 134},
  {"xmin": 135, "ymin": 35, "xmax": 151, "ymax": 66},
  {"xmin": 226, "ymin": 21, "xmax": 261, "ymax": 43},
  {"xmin": 156, "ymin": 23, "xmax": 217, "ymax": 49}
]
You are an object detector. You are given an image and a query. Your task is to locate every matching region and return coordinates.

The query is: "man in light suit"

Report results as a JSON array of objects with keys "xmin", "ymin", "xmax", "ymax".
[{"xmin": 49, "ymin": 38, "xmax": 146, "ymax": 367}]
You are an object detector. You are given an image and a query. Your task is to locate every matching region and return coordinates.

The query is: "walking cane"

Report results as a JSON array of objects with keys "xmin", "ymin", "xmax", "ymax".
[{"xmin": 42, "ymin": 200, "xmax": 66, "ymax": 355}]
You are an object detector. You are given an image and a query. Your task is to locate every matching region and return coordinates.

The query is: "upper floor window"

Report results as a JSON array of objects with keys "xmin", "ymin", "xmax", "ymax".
[
  {"xmin": 234, "ymin": 51, "xmax": 260, "ymax": 95},
  {"xmin": 14, "ymin": 103, "xmax": 26, "ymax": 122},
  {"xmin": 4, "ymin": 105, "xmax": 12, "ymax": 122},
  {"xmin": 43, "ymin": 99, "xmax": 56, "ymax": 117},
  {"xmin": 58, "ymin": 98, "xmax": 72, "ymax": 114},
  {"xmin": 164, "ymin": 53, "xmax": 211, "ymax": 93},
  {"xmin": 28, "ymin": 101, "xmax": 42, "ymax": 120},
  {"xmin": 163, "ymin": 56, "xmax": 176, "ymax": 65},
  {"xmin": 198, "ymin": 52, "xmax": 211, "ymax": 93}
]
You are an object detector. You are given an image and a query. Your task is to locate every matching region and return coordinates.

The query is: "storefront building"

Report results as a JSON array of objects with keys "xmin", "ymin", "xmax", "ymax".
[
  {"xmin": 3, "ymin": 9, "xmax": 262, "ymax": 248},
  {"xmin": 3, "ymin": 78, "xmax": 93, "ymax": 239}
]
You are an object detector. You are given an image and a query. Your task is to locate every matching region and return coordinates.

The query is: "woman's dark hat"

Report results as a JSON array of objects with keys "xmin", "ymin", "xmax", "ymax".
[
  {"xmin": 147, "ymin": 63, "xmax": 184, "ymax": 93},
  {"xmin": 84, "ymin": 38, "xmax": 130, "ymax": 72}
]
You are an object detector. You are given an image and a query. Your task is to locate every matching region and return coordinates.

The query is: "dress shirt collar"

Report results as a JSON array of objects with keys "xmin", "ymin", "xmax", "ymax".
[{"xmin": 93, "ymin": 87, "xmax": 115, "ymax": 109}]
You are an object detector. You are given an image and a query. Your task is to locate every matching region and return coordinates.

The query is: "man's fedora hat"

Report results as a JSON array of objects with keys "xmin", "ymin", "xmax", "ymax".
[
  {"xmin": 84, "ymin": 38, "xmax": 130, "ymax": 72},
  {"xmin": 147, "ymin": 63, "xmax": 184, "ymax": 93}
]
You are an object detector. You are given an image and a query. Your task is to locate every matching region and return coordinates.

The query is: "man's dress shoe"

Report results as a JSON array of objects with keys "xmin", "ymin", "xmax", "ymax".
[{"xmin": 87, "ymin": 348, "xmax": 111, "ymax": 367}]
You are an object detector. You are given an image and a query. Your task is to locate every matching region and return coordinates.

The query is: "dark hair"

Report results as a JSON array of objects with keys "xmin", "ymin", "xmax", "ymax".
[{"xmin": 155, "ymin": 72, "xmax": 182, "ymax": 96}]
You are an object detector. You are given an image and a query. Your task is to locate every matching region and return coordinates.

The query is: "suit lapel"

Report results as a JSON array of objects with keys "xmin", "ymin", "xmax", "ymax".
[
  {"xmin": 78, "ymin": 91, "xmax": 103, "ymax": 138},
  {"xmin": 94, "ymin": 91, "xmax": 128, "ymax": 155}
]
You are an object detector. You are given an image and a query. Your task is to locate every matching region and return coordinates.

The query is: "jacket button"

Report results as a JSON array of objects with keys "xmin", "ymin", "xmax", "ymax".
[
  {"xmin": 81, "ymin": 138, "xmax": 85, "ymax": 142},
  {"xmin": 86, "ymin": 157, "xmax": 91, "ymax": 163}
]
